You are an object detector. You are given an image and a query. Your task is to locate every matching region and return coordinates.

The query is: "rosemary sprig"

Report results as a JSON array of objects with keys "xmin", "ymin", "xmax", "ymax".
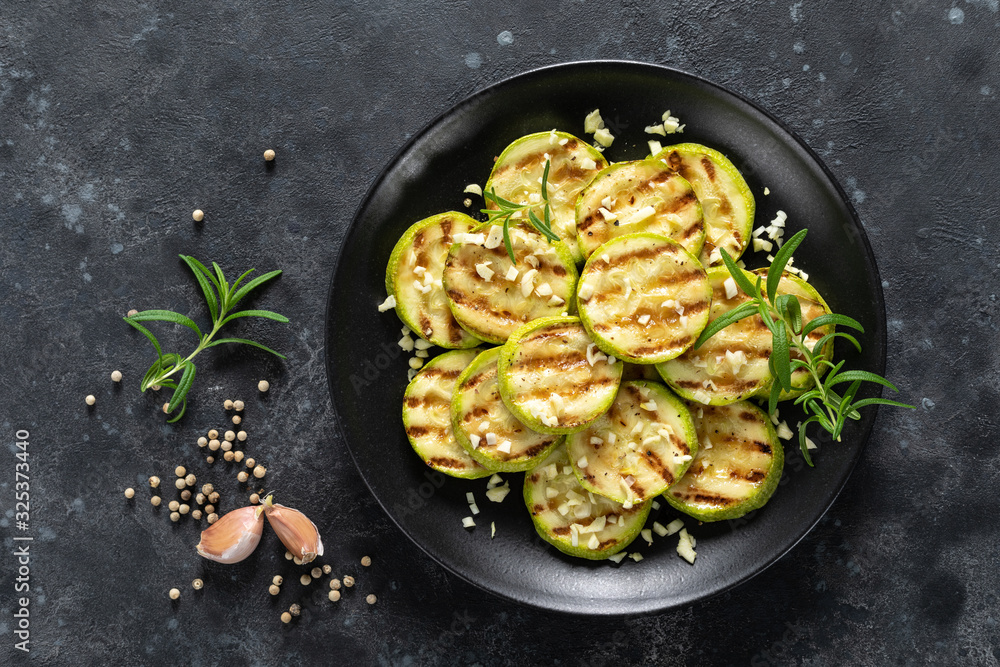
[
  {"xmin": 694, "ymin": 229, "xmax": 913, "ymax": 465},
  {"xmin": 481, "ymin": 159, "xmax": 559, "ymax": 263},
  {"xmin": 123, "ymin": 255, "xmax": 289, "ymax": 422}
]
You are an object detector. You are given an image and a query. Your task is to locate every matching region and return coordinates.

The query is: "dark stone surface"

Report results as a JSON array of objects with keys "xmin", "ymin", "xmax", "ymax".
[{"xmin": 0, "ymin": 1, "xmax": 997, "ymax": 665}]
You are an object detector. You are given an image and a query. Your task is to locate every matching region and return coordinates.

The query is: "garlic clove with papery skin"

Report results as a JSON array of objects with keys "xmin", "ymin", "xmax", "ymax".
[
  {"xmin": 196, "ymin": 505, "xmax": 265, "ymax": 564},
  {"xmin": 262, "ymin": 495, "xmax": 324, "ymax": 564}
]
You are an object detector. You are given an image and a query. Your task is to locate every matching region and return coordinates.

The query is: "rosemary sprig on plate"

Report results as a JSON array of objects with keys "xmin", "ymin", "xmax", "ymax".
[
  {"xmin": 482, "ymin": 159, "xmax": 559, "ymax": 263},
  {"xmin": 694, "ymin": 229, "xmax": 913, "ymax": 465},
  {"xmin": 123, "ymin": 255, "xmax": 289, "ymax": 422}
]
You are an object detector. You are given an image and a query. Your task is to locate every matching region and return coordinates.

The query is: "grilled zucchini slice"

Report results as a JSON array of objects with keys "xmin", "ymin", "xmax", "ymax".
[
  {"xmin": 524, "ymin": 445, "xmax": 650, "ymax": 560},
  {"xmin": 451, "ymin": 347, "xmax": 564, "ymax": 472},
  {"xmin": 576, "ymin": 159, "xmax": 705, "ymax": 259},
  {"xmin": 402, "ymin": 349, "xmax": 491, "ymax": 479},
  {"xmin": 653, "ymin": 143, "xmax": 755, "ymax": 267},
  {"xmin": 566, "ymin": 381, "xmax": 697, "ymax": 505},
  {"xmin": 576, "ymin": 233, "xmax": 712, "ymax": 364},
  {"xmin": 664, "ymin": 400, "xmax": 783, "ymax": 521},
  {"xmin": 386, "ymin": 211, "xmax": 482, "ymax": 348},
  {"xmin": 750, "ymin": 269, "xmax": 834, "ymax": 399},
  {"xmin": 485, "ymin": 131, "xmax": 608, "ymax": 263},
  {"xmin": 443, "ymin": 224, "xmax": 578, "ymax": 344},
  {"xmin": 656, "ymin": 267, "xmax": 772, "ymax": 405},
  {"xmin": 497, "ymin": 316, "xmax": 623, "ymax": 435}
]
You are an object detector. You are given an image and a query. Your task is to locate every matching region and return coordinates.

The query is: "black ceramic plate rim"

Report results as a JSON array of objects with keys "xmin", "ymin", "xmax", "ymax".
[{"xmin": 325, "ymin": 60, "xmax": 887, "ymax": 616}]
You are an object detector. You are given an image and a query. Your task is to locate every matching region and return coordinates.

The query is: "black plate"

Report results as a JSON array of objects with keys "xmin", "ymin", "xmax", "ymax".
[{"xmin": 326, "ymin": 61, "xmax": 886, "ymax": 615}]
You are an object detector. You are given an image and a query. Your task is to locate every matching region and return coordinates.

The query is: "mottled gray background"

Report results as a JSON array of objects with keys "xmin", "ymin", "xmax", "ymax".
[{"xmin": 1, "ymin": 1, "xmax": 998, "ymax": 665}]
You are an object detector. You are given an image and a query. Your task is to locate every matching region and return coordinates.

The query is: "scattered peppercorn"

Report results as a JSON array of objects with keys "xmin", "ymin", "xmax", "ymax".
[
  {"xmin": 285, "ymin": 551, "xmax": 293, "ymax": 561},
  {"xmin": 234, "ymin": 451, "xmax": 245, "ymax": 463},
  {"xmin": 192, "ymin": 209, "xmax": 204, "ymax": 222},
  {"xmin": 269, "ymin": 584, "xmax": 281, "ymax": 595},
  {"xmin": 273, "ymin": 575, "xmax": 284, "ymax": 586},
  {"xmin": 197, "ymin": 437, "xmax": 208, "ymax": 448},
  {"xmin": 300, "ymin": 574, "xmax": 311, "ymax": 586},
  {"xmin": 237, "ymin": 431, "xmax": 247, "ymax": 442},
  {"xmin": 223, "ymin": 451, "xmax": 235, "ymax": 462},
  {"xmin": 232, "ymin": 415, "xmax": 242, "ymax": 425},
  {"xmin": 311, "ymin": 567, "xmax": 322, "ymax": 579},
  {"xmin": 181, "ymin": 490, "xmax": 192, "ymax": 501},
  {"xmin": 205, "ymin": 504, "xmax": 215, "ymax": 515},
  {"xmin": 162, "ymin": 402, "xmax": 170, "ymax": 414},
  {"xmin": 330, "ymin": 579, "xmax": 341, "ymax": 590},
  {"xmin": 192, "ymin": 509, "xmax": 202, "ymax": 520},
  {"xmin": 233, "ymin": 400, "xmax": 245, "ymax": 412},
  {"xmin": 208, "ymin": 430, "xmax": 219, "ymax": 440},
  {"xmin": 149, "ymin": 476, "xmax": 160, "ymax": 488},
  {"xmin": 179, "ymin": 504, "xmax": 190, "ymax": 515},
  {"xmin": 258, "ymin": 380, "xmax": 270, "ymax": 392},
  {"xmin": 224, "ymin": 430, "xmax": 235, "ymax": 442},
  {"xmin": 264, "ymin": 149, "xmax": 276, "ymax": 162},
  {"xmin": 366, "ymin": 594, "xmax": 377, "ymax": 605},
  {"xmin": 185, "ymin": 474, "xmax": 196, "ymax": 487},
  {"xmin": 85, "ymin": 395, "xmax": 96, "ymax": 406},
  {"xmin": 237, "ymin": 471, "xmax": 249, "ymax": 483},
  {"xmin": 206, "ymin": 456, "xmax": 215, "ymax": 464},
  {"xmin": 329, "ymin": 590, "xmax": 341, "ymax": 602},
  {"xmin": 111, "ymin": 370, "xmax": 123, "ymax": 382},
  {"xmin": 293, "ymin": 556, "xmax": 303, "ymax": 565},
  {"xmin": 245, "ymin": 458, "xmax": 256, "ymax": 469},
  {"xmin": 209, "ymin": 492, "xmax": 220, "ymax": 503},
  {"xmin": 124, "ymin": 488, "xmax": 135, "ymax": 499},
  {"xmin": 289, "ymin": 604, "xmax": 301, "ymax": 617},
  {"xmin": 175, "ymin": 466, "xmax": 186, "ymax": 477},
  {"xmin": 168, "ymin": 501, "xmax": 180, "ymax": 511},
  {"xmin": 322, "ymin": 564, "xmax": 332, "ymax": 575},
  {"xmin": 209, "ymin": 439, "xmax": 221, "ymax": 451},
  {"xmin": 192, "ymin": 579, "xmax": 203, "ymax": 590},
  {"xmin": 150, "ymin": 496, "xmax": 162, "ymax": 507},
  {"xmin": 343, "ymin": 576, "xmax": 355, "ymax": 588},
  {"xmin": 169, "ymin": 588, "xmax": 180, "ymax": 600},
  {"xmin": 361, "ymin": 556, "xmax": 372, "ymax": 567},
  {"xmin": 207, "ymin": 513, "xmax": 219, "ymax": 524},
  {"xmin": 221, "ymin": 441, "xmax": 232, "ymax": 452},
  {"xmin": 174, "ymin": 478, "xmax": 186, "ymax": 490},
  {"xmin": 170, "ymin": 512, "xmax": 180, "ymax": 522},
  {"xmin": 281, "ymin": 612, "xmax": 292, "ymax": 623},
  {"xmin": 253, "ymin": 465, "xmax": 266, "ymax": 479},
  {"xmin": 249, "ymin": 493, "xmax": 259, "ymax": 504},
  {"xmin": 127, "ymin": 309, "xmax": 139, "ymax": 317},
  {"xmin": 224, "ymin": 400, "xmax": 234, "ymax": 410}
]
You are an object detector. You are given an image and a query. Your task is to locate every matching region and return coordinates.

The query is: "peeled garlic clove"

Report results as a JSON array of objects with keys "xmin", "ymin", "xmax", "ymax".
[
  {"xmin": 196, "ymin": 505, "xmax": 265, "ymax": 564},
  {"xmin": 262, "ymin": 496, "xmax": 324, "ymax": 564}
]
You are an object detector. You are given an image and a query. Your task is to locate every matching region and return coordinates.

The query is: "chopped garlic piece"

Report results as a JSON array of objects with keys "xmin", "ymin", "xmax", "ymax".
[
  {"xmin": 547, "ymin": 295, "xmax": 565, "ymax": 307},
  {"xmin": 475, "ymin": 262, "xmax": 495, "ymax": 281},
  {"xmin": 644, "ymin": 123, "xmax": 666, "ymax": 136},
  {"xmin": 463, "ymin": 183, "xmax": 483, "ymax": 196},
  {"xmin": 677, "ymin": 528, "xmax": 697, "ymax": 564},
  {"xmin": 640, "ymin": 401, "xmax": 657, "ymax": 411},
  {"xmin": 608, "ymin": 552, "xmax": 627, "ymax": 564},
  {"xmin": 462, "ymin": 517, "xmax": 476, "ymax": 528},
  {"xmin": 652, "ymin": 521, "xmax": 668, "ymax": 537},
  {"xmin": 469, "ymin": 434, "xmax": 481, "ymax": 448},
  {"xmin": 586, "ymin": 343, "xmax": 608, "ymax": 366},
  {"xmin": 638, "ymin": 314, "xmax": 650, "ymax": 325},
  {"xmin": 485, "ymin": 483, "xmax": 510, "ymax": 503},
  {"xmin": 598, "ymin": 207, "xmax": 617, "ymax": 222},
  {"xmin": 584, "ymin": 109, "xmax": 604, "ymax": 134},
  {"xmin": 520, "ymin": 268, "xmax": 539, "ymax": 297},
  {"xmin": 629, "ymin": 552, "xmax": 644, "ymax": 562},
  {"xmin": 601, "ymin": 196, "xmax": 614, "ymax": 209},
  {"xmin": 634, "ymin": 205, "xmax": 656, "ymax": 222},
  {"xmin": 776, "ymin": 420, "xmax": 793, "ymax": 440},
  {"xmin": 665, "ymin": 519, "xmax": 684, "ymax": 536},
  {"xmin": 496, "ymin": 440, "xmax": 511, "ymax": 454},
  {"xmin": 805, "ymin": 436, "xmax": 818, "ymax": 450},
  {"xmin": 580, "ymin": 157, "xmax": 597, "ymax": 171},
  {"xmin": 397, "ymin": 336, "xmax": 415, "ymax": 352},
  {"xmin": 378, "ymin": 295, "xmax": 396, "ymax": 312},
  {"xmin": 587, "ymin": 533, "xmax": 601, "ymax": 550},
  {"xmin": 577, "ymin": 456, "xmax": 588, "ymax": 468},
  {"xmin": 593, "ymin": 128, "xmax": 614, "ymax": 147},
  {"xmin": 724, "ymin": 277, "xmax": 738, "ymax": 299},
  {"xmin": 485, "ymin": 432, "xmax": 498, "ymax": 446},
  {"xmin": 535, "ymin": 282, "xmax": 553, "ymax": 297},
  {"xmin": 648, "ymin": 139, "xmax": 662, "ymax": 155},
  {"xmin": 641, "ymin": 528, "xmax": 653, "ymax": 545},
  {"xmin": 484, "ymin": 225, "xmax": 504, "ymax": 249},
  {"xmin": 505, "ymin": 266, "xmax": 519, "ymax": 281}
]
